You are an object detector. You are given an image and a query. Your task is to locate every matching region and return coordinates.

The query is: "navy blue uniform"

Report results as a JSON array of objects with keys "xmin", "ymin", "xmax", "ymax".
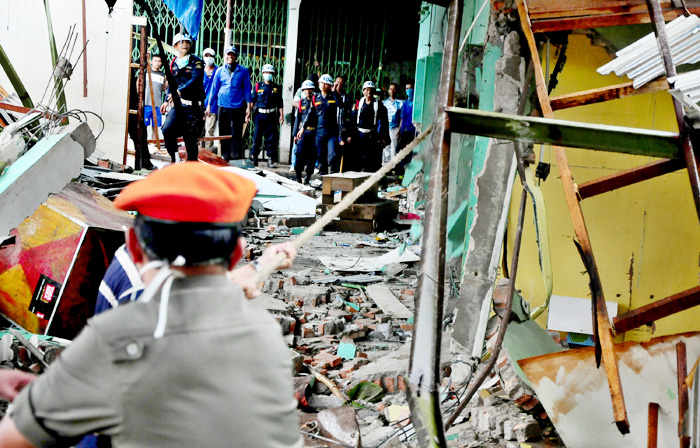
[
  {"xmin": 349, "ymin": 98, "xmax": 389, "ymax": 172},
  {"xmin": 313, "ymin": 92, "xmax": 340, "ymax": 174},
  {"xmin": 162, "ymin": 55, "xmax": 206, "ymax": 162},
  {"xmin": 293, "ymin": 96, "xmax": 318, "ymax": 184},
  {"xmin": 251, "ymin": 81, "xmax": 283, "ymax": 163}
]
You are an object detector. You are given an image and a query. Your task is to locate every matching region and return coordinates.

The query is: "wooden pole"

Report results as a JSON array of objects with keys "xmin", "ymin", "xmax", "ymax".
[
  {"xmin": 678, "ymin": 342, "xmax": 690, "ymax": 448},
  {"xmin": 147, "ymin": 54, "xmax": 162, "ymax": 151},
  {"xmin": 122, "ymin": 28, "xmax": 134, "ymax": 166},
  {"xmin": 135, "ymin": 25, "xmax": 148, "ymax": 170},
  {"xmin": 648, "ymin": 402, "xmax": 659, "ymax": 448}
]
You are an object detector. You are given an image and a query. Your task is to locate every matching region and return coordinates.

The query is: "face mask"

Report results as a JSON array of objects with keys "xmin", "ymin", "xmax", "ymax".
[
  {"xmin": 263, "ymin": 73, "xmax": 273, "ymax": 82},
  {"xmin": 176, "ymin": 55, "xmax": 190, "ymax": 69},
  {"xmin": 406, "ymin": 88, "xmax": 414, "ymax": 99},
  {"xmin": 204, "ymin": 56, "xmax": 215, "ymax": 66}
]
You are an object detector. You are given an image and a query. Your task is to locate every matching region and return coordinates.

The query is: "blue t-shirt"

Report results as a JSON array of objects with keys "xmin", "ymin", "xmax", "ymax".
[{"xmin": 207, "ymin": 63, "xmax": 253, "ymax": 110}]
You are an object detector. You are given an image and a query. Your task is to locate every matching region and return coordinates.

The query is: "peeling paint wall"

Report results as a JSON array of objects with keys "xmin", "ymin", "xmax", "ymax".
[{"xmin": 508, "ymin": 34, "xmax": 700, "ymax": 341}]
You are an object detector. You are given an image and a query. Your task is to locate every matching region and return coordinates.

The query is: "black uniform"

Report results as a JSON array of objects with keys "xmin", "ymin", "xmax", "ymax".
[
  {"xmin": 162, "ymin": 55, "xmax": 206, "ymax": 162},
  {"xmin": 349, "ymin": 98, "xmax": 389, "ymax": 172},
  {"xmin": 314, "ymin": 92, "xmax": 341, "ymax": 175},
  {"xmin": 251, "ymin": 81, "xmax": 283, "ymax": 164},
  {"xmin": 293, "ymin": 96, "xmax": 318, "ymax": 184}
]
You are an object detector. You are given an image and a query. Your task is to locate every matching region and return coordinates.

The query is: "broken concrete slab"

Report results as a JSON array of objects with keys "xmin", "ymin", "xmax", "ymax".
[
  {"xmin": 318, "ymin": 246, "xmax": 420, "ymax": 272},
  {"xmin": 365, "ymin": 284, "xmax": 413, "ymax": 319},
  {"xmin": 299, "ymin": 406, "xmax": 361, "ymax": 447},
  {"xmin": 0, "ymin": 124, "xmax": 96, "ymax": 237},
  {"xmin": 222, "ymin": 166, "xmax": 317, "ymax": 215}
]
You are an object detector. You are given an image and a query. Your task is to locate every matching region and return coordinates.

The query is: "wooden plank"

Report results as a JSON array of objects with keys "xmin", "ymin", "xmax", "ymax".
[
  {"xmin": 325, "ymin": 219, "xmax": 374, "ymax": 234},
  {"xmin": 613, "ymin": 286, "xmax": 700, "ymax": 334},
  {"xmin": 577, "ymin": 159, "xmax": 685, "ymax": 199},
  {"xmin": 524, "ymin": 0, "xmax": 700, "ymax": 31},
  {"xmin": 365, "ymin": 284, "xmax": 413, "ymax": 319},
  {"xmin": 146, "ymin": 135, "xmax": 232, "ymax": 144},
  {"xmin": 678, "ymin": 342, "xmax": 690, "ymax": 448},
  {"xmin": 446, "ymin": 107, "xmax": 682, "ymax": 159},
  {"xmin": 530, "ymin": 9, "xmax": 700, "ymax": 32},
  {"xmin": 648, "ymin": 402, "xmax": 659, "ymax": 448},
  {"xmin": 550, "ymin": 79, "xmax": 669, "ymax": 111},
  {"xmin": 320, "ymin": 201, "xmax": 398, "ymax": 221},
  {"xmin": 518, "ymin": 0, "xmax": 630, "ymax": 432}
]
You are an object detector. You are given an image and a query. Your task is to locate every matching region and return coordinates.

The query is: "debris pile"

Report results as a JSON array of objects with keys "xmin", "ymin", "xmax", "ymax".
[{"xmin": 246, "ymin": 227, "xmax": 564, "ymax": 447}]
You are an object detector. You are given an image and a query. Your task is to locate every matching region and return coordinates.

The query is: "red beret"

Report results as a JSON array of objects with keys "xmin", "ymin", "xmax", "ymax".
[{"xmin": 114, "ymin": 163, "xmax": 256, "ymax": 223}]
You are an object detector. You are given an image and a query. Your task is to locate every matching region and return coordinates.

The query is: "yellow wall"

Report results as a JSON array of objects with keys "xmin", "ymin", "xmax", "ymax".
[{"xmin": 509, "ymin": 34, "xmax": 700, "ymax": 341}]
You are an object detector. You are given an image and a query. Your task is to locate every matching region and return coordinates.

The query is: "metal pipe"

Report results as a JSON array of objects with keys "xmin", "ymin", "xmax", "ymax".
[
  {"xmin": 445, "ymin": 187, "xmax": 528, "ymax": 429},
  {"xmin": 406, "ymin": 0, "xmax": 462, "ymax": 446},
  {"xmin": 82, "ymin": 0, "xmax": 88, "ymax": 97}
]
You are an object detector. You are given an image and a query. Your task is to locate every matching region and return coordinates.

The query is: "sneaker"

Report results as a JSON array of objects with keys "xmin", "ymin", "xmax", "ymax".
[
  {"xmin": 314, "ymin": 168, "xmax": 319, "ymax": 174},
  {"xmin": 267, "ymin": 160, "xmax": 277, "ymax": 169},
  {"xmin": 289, "ymin": 165, "xmax": 295, "ymax": 172}
]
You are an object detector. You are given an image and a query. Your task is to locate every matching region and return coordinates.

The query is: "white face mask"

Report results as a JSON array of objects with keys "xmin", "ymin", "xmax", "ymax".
[
  {"xmin": 263, "ymin": 73, "xmax": 273, "ymax": 82},
  {"xmin": 204, "ymin": 56, "xmax": 215, "ymax": 66}
]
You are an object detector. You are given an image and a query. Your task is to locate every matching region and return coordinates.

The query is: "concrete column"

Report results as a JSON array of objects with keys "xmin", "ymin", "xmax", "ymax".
[{"xmin": 280, "ymin": 0, "xmax": 302, "ymax": 164}]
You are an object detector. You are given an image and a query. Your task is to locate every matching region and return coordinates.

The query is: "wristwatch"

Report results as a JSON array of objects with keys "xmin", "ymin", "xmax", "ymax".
[{"xmin": 250, "ymin": 260, "xmax": 262, "ymax": 272}]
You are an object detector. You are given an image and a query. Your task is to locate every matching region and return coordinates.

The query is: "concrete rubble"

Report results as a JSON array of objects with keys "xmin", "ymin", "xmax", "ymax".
[{"xmin": 241, "ymin": 201, "xmax": 566, "ymax": 447}]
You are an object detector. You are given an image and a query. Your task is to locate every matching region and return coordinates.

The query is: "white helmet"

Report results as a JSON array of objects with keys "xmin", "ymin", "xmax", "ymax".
[
  {"xmin": 301, "ymin": 80, "xmax": 315, "ymax": 90},
  {"xmin": 319, "ymin": 74, "xmax": 333, "ymax": 86},
  {"xmin": 362, "ymin": 81, "xmax": 376, "ymax": 90},
  {"xmin": 262, "ymin": 64, "xmax": 275, "ymax": 74},
  {"xmin": 172, "ymin": 33, "xmax": 193, "ymax": 47}
]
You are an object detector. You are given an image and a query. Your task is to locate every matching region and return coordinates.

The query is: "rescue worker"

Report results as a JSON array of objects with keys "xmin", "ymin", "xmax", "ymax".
[
  {"xmin": 313, "ymin": 74, "xmax": 341, "ymax": 175},
  {"xmin": 202, "ymin": 47, "xmax": 219, "ymax": 154},
  {"xmin": 293, "ymin": 79, "xmax": 318, "ymax": 184},
  {"xmin": 250, "ymin": 64, "xmax": 283, "ymax": 168},
  {"xmin": 160, "ymin": 33, "xmax": 205, "ymax": 163},
  {"xmin": 382, "ymin": 83, "xmax": 404, "ymax": 165},
  {"xmin": 207, "ymin": 46, "xmax": 253, "ymax": 161},
  {"xmin": 0, "ymin": 163, "xmax": 303, "ymax": 448},
  {"xmin": 333, "ymin": 75, "xmax": 353, "ymax": 158},
  {"xmin": 349, "ymin": 81, "xmax": 389, "ymax": 172}
]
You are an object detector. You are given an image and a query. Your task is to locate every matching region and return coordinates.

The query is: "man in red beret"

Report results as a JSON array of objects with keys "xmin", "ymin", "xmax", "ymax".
[{"xmin": 0, "ymin": 164, "xmax": 303, "ymax": 448}]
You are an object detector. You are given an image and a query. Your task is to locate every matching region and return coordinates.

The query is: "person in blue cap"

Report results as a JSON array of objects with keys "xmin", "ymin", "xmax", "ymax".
[{"xmin": 207, "ymin": 46, "xmax": 253, "ymax": 161}]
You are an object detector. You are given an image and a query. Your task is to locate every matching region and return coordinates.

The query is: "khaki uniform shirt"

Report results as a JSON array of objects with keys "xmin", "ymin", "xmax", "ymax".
[{"xmin": 12, "ymin": 275, "xmax": 303, "ymax": 448}]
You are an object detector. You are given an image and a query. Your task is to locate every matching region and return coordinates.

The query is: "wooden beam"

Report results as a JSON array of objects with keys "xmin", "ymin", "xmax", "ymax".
[
  {"xmin": 551, "ymin": 79, "xmax": 669, "ymax": 111},
  {"xmin": 648, "ymin": 402, "xmax": 659, "ymax": 448},
  {"xmin": 147, "ymin": 135, "xmax": 232, "ymax": 144},
  {"xmin": 678, "ymin": 342, "xmax": 690, "ymax": 448},
  {"xmin": 577, "ymin": 159, "xmax": 685, "ymax": 199},
  {"xmin": 446, "ymin": 107, "xmax": 682, "ymax": 160},
  {"xmin": 518, "ymin": 0, "xmax": 630, "ymax": 433},
  {"xmin": 613, "ymin": 286, "xmax": 700, "ymax": 333},
  {"xmin": 531, "ymin": 9, "xmax": 700, "ymax": 32}
]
